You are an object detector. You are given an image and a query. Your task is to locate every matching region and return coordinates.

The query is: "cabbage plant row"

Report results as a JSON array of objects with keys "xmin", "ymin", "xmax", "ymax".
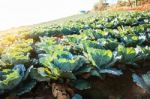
[{"xmin": 0, "ymin": 11, "xmax": 150, "ymax": 98}]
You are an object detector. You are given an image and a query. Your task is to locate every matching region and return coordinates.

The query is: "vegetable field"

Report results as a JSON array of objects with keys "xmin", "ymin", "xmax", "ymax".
[{"xmin": 0, "ymin": 11, "xmax": 150, "ymax": 99}]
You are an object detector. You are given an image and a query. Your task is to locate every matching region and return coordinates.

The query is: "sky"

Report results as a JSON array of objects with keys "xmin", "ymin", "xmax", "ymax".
[{"xmin": 0, "ymin": 0, "xmax": 117, "ymax": 31}]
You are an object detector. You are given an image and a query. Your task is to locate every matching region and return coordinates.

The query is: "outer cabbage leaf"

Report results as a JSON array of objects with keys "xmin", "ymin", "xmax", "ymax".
[
  {"xmin": 0, "ymin": 64, "xmax": 25, "ymax": 92},
  {"xmin": 61, "ymin": 72, "xmax": 76, "ymax": 80},
  {"xmin": 142, "ymin": 46, "xmax": 150, "ymax": 59},
  {"xmin": 53, "ymin": 51, "xmax": 86, "ymax": 72},
  {"xmin": 53, "ymin": 58, "xmax": 78, "ymax": 72},
  {"xmin": 142, "ymin": 71, "xmax": 150, "ymax": 87},
  {"xmin": 39, "ymin": 54, "xmax": 54, "ymax": 67},
  {"xmin": 35, "ymin": 37, "xmax": 57, "ymax": 53},
  {"xmin": 117, "ymin": 45, "xmax": 137, "ymax": 62},
  {"xmin": 97, "ymin": 38, "xmax": 119, "ymax": 50},
  {"xmin": 1, "ymin": 39, "xmax": 33, "ymax": 65},
  {"xmin": 122, "ymin": 35, "xmax": 145, "ymax": 46},
  {"xmin": 39, "ymin": 55, "xmax": 61, "ymax": 78},
  {"xmin": 30, "ymin": 67, "xmax": 59, "ymax": 81},
  {"xmin": 11, "ymin": 80, "xmax": 37, "ymax": 96},
  {"xmin": 90, "ymin": 69, "xmax": 101, "ymax": 77},
  {"xmin": 72, "ymin": 80, "xmax": 91, "ymax": 90},
  {"xmin": 132, "ymin": 73, "xmax": 150, "ymax": 93},
  {"xmin": 82, "ymin": 40, "xmax": 102, "ymax": 50},
  {"xmin": 13, "ymin": 64, "xmax": 26, "ymax": 77},
  {"xmin": 99, "ymin": 68, "xmax": 123, "ymax": 76},
  {"xmin": 55, "ymin": 51, "xmax": 73, "ymax": 59},
  {"xmin": 75, "ymin": 66, "xmax": 92, "ymax": 75},
  {"xmin": 66, "ymin": 34, "xmax": 85, "ymax": 43},
  {"xmin": 86, "ymin": 48, "xmax": 113, "ymax": 68},
  {"xmin": 73, "ymin": 56, "xmax": 88, "ymax": 71},
  {"xmin": 0, "ymin": 70, "xmax": 22, "ymax": 91},
  {"xmin": 118, "ymin": 45, "xmax": 150, "ymax": 63}
]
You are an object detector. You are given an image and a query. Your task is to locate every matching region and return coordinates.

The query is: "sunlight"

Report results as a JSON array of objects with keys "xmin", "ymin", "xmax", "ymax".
[
  {"xmin": 0, "ymin": 0, "xmax": 98, "ymax": 30},
  {"xmin": 0, "ymin": 0, "xmax": 149, "ymax": 98}
]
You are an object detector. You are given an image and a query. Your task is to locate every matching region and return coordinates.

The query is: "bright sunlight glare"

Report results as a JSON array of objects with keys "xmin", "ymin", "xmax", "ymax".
[{"xmin": 0, "ymin": 0, "xmax": 116, "ymax": 31}]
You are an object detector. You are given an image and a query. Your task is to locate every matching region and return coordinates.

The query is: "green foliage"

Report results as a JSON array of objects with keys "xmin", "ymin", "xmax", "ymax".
[
  {"xmin": 132, "ymin": 73, "xmax": 150, "ymax": 93},
  {"xmin": 11, "ymin": 80, "xmax": 37, "ymax": 96},
  {"xmin": 99, "ymin": 68, "xmax": 123, "ymax": 76},
  {"xmin": 0, "ymin": 64, "xmax": 26, "ymax": 93},
  {"xmin": 30, "ymin": 67, "xmax": 59, "ymax": 81},
  {"xmin": 142, "ymin": 72, "xmax": 150, "ymax": 87},
  {"xmin": 0, "ymin": 11, "xmax": 150, "ymax": 97},
  {"xmin": 0, "ymin": 39, "xmax": 33, "ymax": 66},
  {"xmin": 72, "ymin": 80, "xmax": 91, "ymax": 90},
  {"xmin": 86, "ymin": 48, "xmax": 113, "ymax": 68},
  {"xmin": 0, "ymin": 69, "xmax": 22, "ymax": 90},
  {"xmin": 117, "ymin": 45, "xmax": 137, "ymax": 62}
]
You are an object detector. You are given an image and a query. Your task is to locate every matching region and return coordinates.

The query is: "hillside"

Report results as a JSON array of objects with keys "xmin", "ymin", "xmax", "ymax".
[{"xmin": 0, "ymin": 11, "xmax": 150, "ymax": 99}]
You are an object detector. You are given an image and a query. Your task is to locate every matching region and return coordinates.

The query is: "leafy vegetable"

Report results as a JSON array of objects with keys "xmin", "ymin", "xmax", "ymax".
[
  {"xmin": 86, "ymin": 48, "xmax": 113, "ymax": 68},
  {"xmin": 0, "ymin": 11, "xmax": 150, "ymax": 97},
  {"xmin": 132, "ymin": 73, "xmax": 150, "ymax": 93},
  {"xmin": 11, "ymin": 80, "xmax": 37, "ymax": 96},
  {"xmin": 72, "ymin": 80, "xmax": 91, "ymax": 90},
  {"xmin": 0, "ymin": 64, "xmax": 26, "ymax": 93}
]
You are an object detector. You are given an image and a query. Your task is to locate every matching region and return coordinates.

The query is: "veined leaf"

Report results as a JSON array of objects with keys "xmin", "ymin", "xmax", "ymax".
[
  {"xmin": 0, "ymin": 69, "xmax": 23, "ymax": 90},
  {"xmin": 55, "ymin": 51, "xmax": 73, "ymax": 59},
  {"xmin": 142, "ymin": 71, "xmax": 150, "ymax": 87},
  {"xmin": 82, "ymin": 40, "xmax": 102, "ymax": 50},
  {"xmin": 86, "ymin": 48, "xmax": 113, "ymax": 68},
  {"xmin": 75, "ymin": 66, "xmax": 92, "ymax": 75},
  {"xmin": 72, "ymin": 80, "xmax": 91, "ymax": 90},
  {"xmin": 117, "ymin": 45, "xmax": 137, "ymax": 62},
  {"xmin": 53, "ymin": 58, "xmax": 77, "ymax": 72},
  {"xmin": 97, "ymin": 38, "xmax": 119, "ymax": 50},
  {"xmin": 132, "ymin": 73, "xmax": 150, "ymax": 93},
  {"xmin": 53, "ymin": 55, "xmax": 86, "ymax": 72},
  {"xmin": 90, "ymin": 69, "xmax": 101, "ymax": 77},
  {"xmin": 1, "ymin": 39, "xmax": 33, "ymax": 65},
  {"xmin": 11, "ymin": 80, "xmax": 37, "ymax": 96},
  {"xmin": 30, "ymin": 67, "xmax": 59, "ymax": 81},
  {"xmin": 39, "ymin": 54, "xmax": 54, "ymax": 67},
  {"xmin": 99, "ymin": 68, "xmax": 123, "ymax": 76},
  {"xmin": 13, "ymin": 64, "xmax": 26, "ymax": 77},
  {"xmin": 61, "ymin": 72, "xmax": 76, "ymax": 79}
]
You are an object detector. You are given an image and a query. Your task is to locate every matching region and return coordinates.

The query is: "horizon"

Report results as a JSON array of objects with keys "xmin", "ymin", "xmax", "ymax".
[{"xmin": 0, "ymin": 0, "xmax": 117, "ymax": 31}]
